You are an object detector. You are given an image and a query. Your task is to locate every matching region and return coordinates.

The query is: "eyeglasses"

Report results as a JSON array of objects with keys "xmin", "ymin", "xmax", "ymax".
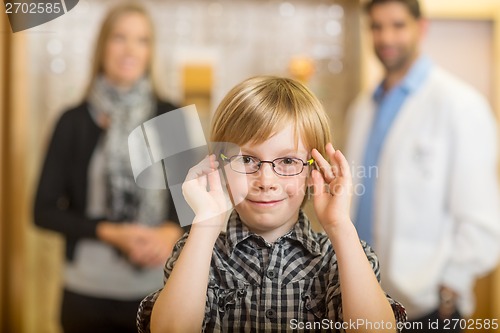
[{"xmin": 220, "ymin": 153, "xmax": 314, "ymax": 176}]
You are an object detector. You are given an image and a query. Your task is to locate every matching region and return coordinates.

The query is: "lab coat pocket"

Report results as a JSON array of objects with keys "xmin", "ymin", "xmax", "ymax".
[
  {"xmin": 397, "ymin": 137, "xmax": 449, "ymax": 240},
  {"xmin": 411, "ymin": 139, "xmax": 439, "ymax": 180}
]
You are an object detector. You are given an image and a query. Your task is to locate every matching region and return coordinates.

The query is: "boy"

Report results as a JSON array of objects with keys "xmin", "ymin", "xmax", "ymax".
[{"xmin": 137, "ymin": 76, "xmax": 406, "ymax": 332}]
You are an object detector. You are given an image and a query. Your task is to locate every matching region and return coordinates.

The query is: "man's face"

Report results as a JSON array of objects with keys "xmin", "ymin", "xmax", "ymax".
[{"xmin": 369, "ymin": 1, "xmax": 424, "ymax": 72}]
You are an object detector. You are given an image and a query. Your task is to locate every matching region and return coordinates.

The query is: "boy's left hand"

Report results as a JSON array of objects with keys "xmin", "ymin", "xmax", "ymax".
[{"xmin": 311, "ymin": 143, "xmax": 353, "ymax": 231}]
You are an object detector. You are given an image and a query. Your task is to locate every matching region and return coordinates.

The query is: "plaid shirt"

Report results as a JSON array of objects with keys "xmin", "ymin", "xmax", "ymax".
[{"xmin": 137, "ymin": 210, "xmax": 406, "ymax": 332}]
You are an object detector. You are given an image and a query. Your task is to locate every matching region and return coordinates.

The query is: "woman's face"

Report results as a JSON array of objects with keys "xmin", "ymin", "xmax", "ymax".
[{"xmin": 103, "ymin": 12, "xmax": 152, "ymax": 88}]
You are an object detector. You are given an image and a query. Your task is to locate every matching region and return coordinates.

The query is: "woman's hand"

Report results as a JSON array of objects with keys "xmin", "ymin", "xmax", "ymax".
[
  {"xmin": 127, "ymin": 223, "xmax": 184, "ymax": 267},
  {"xmin": 310, "ymin": 143, "xmax": 353, "ymax": 232},
  {"xmin": 97, "ymin": 222, "xmax": 183, "ymax": 267},
  {"xmin": 97, "ymin": 222, "xmax": 141, "ymax": 253},
  {"xmin": 182, "ymin": 154, "xmax": 230, "ymax": 232}
]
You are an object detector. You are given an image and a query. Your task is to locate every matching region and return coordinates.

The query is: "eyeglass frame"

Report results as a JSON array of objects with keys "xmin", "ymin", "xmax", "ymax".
[{"xmin": 220, "ymin": 153, "xmax": 314, "ymax": 177}]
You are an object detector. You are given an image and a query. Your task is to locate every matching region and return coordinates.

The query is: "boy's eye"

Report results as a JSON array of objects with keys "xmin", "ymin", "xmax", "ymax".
[
  {"xmin": 280, "ymin": 157, "xmax": 298, "ymax": 165},
  {"xmin": 240, "ymin": 156, "xmax": 255, "ymax": 164}
]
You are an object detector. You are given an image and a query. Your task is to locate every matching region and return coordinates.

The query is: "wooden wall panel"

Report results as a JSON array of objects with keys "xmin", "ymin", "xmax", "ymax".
[
  {"xmin": 0, "ymin": 9, "xmax": 7, "ymax": 333},
  {"xmin": 9, "ymin": 30, "xmax": 28, "ymax": 333},
  {"xmin": 0, "ymin": 10, "xmax": 28, "ymax": 333}
]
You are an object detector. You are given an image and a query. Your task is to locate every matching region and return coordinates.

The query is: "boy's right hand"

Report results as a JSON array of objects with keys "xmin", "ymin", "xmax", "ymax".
[{"xmin": 182, "ymin": 154, "xmax": 230, "ymax": 232}]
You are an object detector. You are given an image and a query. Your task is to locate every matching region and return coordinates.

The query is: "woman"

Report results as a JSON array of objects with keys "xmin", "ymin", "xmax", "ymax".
[{"xmin": 34, "ymin": 3, "xmax": 184, "ymax": 333}]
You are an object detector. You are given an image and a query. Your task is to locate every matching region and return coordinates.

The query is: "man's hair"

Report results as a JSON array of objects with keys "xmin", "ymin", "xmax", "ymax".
[
  {"xmin": 210, "ymin": 76, "xmax": 331, "ymax": 159},
  {"xmin": 364, "ymin": 0, "xmax": 422, "ymax": 19}
]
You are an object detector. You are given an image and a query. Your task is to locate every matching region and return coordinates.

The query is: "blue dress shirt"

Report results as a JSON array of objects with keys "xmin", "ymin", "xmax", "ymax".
[{"xmin": 355, "ymin": 56, "xmax": 433, "ymax": 247}]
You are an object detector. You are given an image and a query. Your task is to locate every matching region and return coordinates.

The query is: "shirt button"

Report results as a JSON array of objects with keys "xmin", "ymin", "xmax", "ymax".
[
  {"xmin": 266, "ymin": 269, "xmax": 277, "ymax": 279},
  {"xmin": 265, "ymin": 308, "xmax": 277, "ymax": 319}
]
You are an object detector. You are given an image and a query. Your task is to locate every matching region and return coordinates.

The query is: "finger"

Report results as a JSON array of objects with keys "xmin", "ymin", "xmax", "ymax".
[
  {"xmin": 130, "ymin": 244, "xmax": 160, "ymax": 267},
  {"xmin": 207, "ymin": 157, "xmax": 223, "ymax": 191},
  {"xmin": 311, "ymin": 148, "xmax": 334, "ymax": 181},
  {"xmin": 326, "ymin": 143, "xmax": 336, "ymax": 159},
  {"xmin": 197, "ymin": 162, "xmax": 219, "ymax": 188},
  {"xmin": 185, "ymin": 155, "xmax": 214, "ymax": 181},
  {"xmin": 325, "ymin": 143, "xmax": 340, "ymax": 177},
  {"xmin": 311, "ymin": 169, "xmax": 328, "ymax": 208},
  {"xmin": 128, "ymin": 247, "xmax": 146, "ymax": 265},
  {"xmin": 189, "ymin": 165, "xmax": 215, "ymax": 181},
  {"xmin": 122, "ymin": 226, "xmax": 147, "ymax": 246},
  {"xmin": 207, "ymin": 169, "xmax": 223, "ymax": 192},
  {"xmin": 145, "ymin": 247, "xmax": 166, "ymax": 266},
  {"xmin": 134, "ymin": 254, "xmax": 157, "ymax": 268},
  {"xmin": 311, "ymin": 168, "xmax": 326, "ymax": 192},
  {"xmin": 195, "ymin": 155, "xmax": 219, "ymax": 180},
  {"xmin": 334, "ymin": 150, "xmax": 351, "ymax": 179},
  {"xmin": 127, "ymin": 224, "xmax": 149, "ymax": 235},
  {"xmin": 151, "ymin": 248, "xmax": 170, "ymax": 266}
]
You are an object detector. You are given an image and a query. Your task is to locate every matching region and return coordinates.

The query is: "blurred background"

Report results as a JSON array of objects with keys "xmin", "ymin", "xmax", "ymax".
[{"xmin": 0, "ymin": 0, "xmax": 499, "ymax": 332}]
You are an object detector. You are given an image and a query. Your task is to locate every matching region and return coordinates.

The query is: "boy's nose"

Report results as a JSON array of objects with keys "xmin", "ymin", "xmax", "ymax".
[
  {"xmin": 256, "ymin": 163, "xmax": 278, "ymax": 189},
  {"xmin": 259, "ymin": 162, "xmax": 276, "ymax": 175}
]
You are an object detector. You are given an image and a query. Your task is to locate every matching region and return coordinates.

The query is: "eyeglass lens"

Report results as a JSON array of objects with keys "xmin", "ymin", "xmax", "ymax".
[{"xmin": 230, "ymin": 156, "xmax": 305, "ymax": 176}]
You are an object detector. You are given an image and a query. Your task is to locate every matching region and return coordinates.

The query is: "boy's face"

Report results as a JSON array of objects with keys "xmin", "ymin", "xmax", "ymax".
[{"xmin": 223, "ymin": 124, "xmax": 310, "ymax": 242}]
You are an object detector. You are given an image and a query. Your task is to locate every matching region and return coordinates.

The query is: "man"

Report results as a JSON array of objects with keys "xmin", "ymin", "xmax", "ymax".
[{"xmin": 345, "ymin": 0, "xmax": 500, "ymax": 332}]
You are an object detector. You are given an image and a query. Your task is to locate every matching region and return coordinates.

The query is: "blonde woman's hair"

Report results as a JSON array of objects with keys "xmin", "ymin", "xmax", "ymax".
[
  {"xmin": 211, "ymin": 76, "xmax": 332, "ymax": 157},
  {"xmin": 84, "ymin": 2, "xmax": 159, "ymax": 98}
]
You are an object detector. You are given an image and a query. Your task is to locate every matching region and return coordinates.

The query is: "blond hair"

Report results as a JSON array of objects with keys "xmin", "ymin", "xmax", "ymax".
[
  {"xmin": 84, "ymin": 2, "xmax": 159, "ymax": 98},
  {"xmin": 211, "ymin": 76, "xmax": 331, "ymax": 157}
]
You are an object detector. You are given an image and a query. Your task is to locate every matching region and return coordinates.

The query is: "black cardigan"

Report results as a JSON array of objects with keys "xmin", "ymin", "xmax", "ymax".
[{"xmin": 34, "ymin": 100, "xmax": 180, "ymax": 261}]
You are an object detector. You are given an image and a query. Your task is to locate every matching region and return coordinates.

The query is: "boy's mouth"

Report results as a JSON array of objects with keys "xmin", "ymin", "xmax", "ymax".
[{"xmin": 247, "ymin": 198, "xmax": 285, "ymax": 207}]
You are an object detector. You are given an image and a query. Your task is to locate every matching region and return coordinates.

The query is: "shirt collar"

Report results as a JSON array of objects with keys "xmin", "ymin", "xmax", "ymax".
[
  {"xmin": 373, "ymin": 55, "xmax": 433, "ymax": 102},
  {"xmin": 225, "ymin": 210, "xmax": 254, "ymax": 254},
  {"xmin": 224, "ymin": 210, "xmax": 322, "ymax": 256}
]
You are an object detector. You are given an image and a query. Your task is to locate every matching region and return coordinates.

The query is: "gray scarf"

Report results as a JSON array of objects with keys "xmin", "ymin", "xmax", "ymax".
[{"xmin": 88, "ymin": 75, "xmax": 166, "ymax": 226}]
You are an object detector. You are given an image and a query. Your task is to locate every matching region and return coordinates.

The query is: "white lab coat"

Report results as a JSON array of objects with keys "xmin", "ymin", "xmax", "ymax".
[{"xmin": 345, "ymin": 65, "xmax": 500, "ymax": 319}]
